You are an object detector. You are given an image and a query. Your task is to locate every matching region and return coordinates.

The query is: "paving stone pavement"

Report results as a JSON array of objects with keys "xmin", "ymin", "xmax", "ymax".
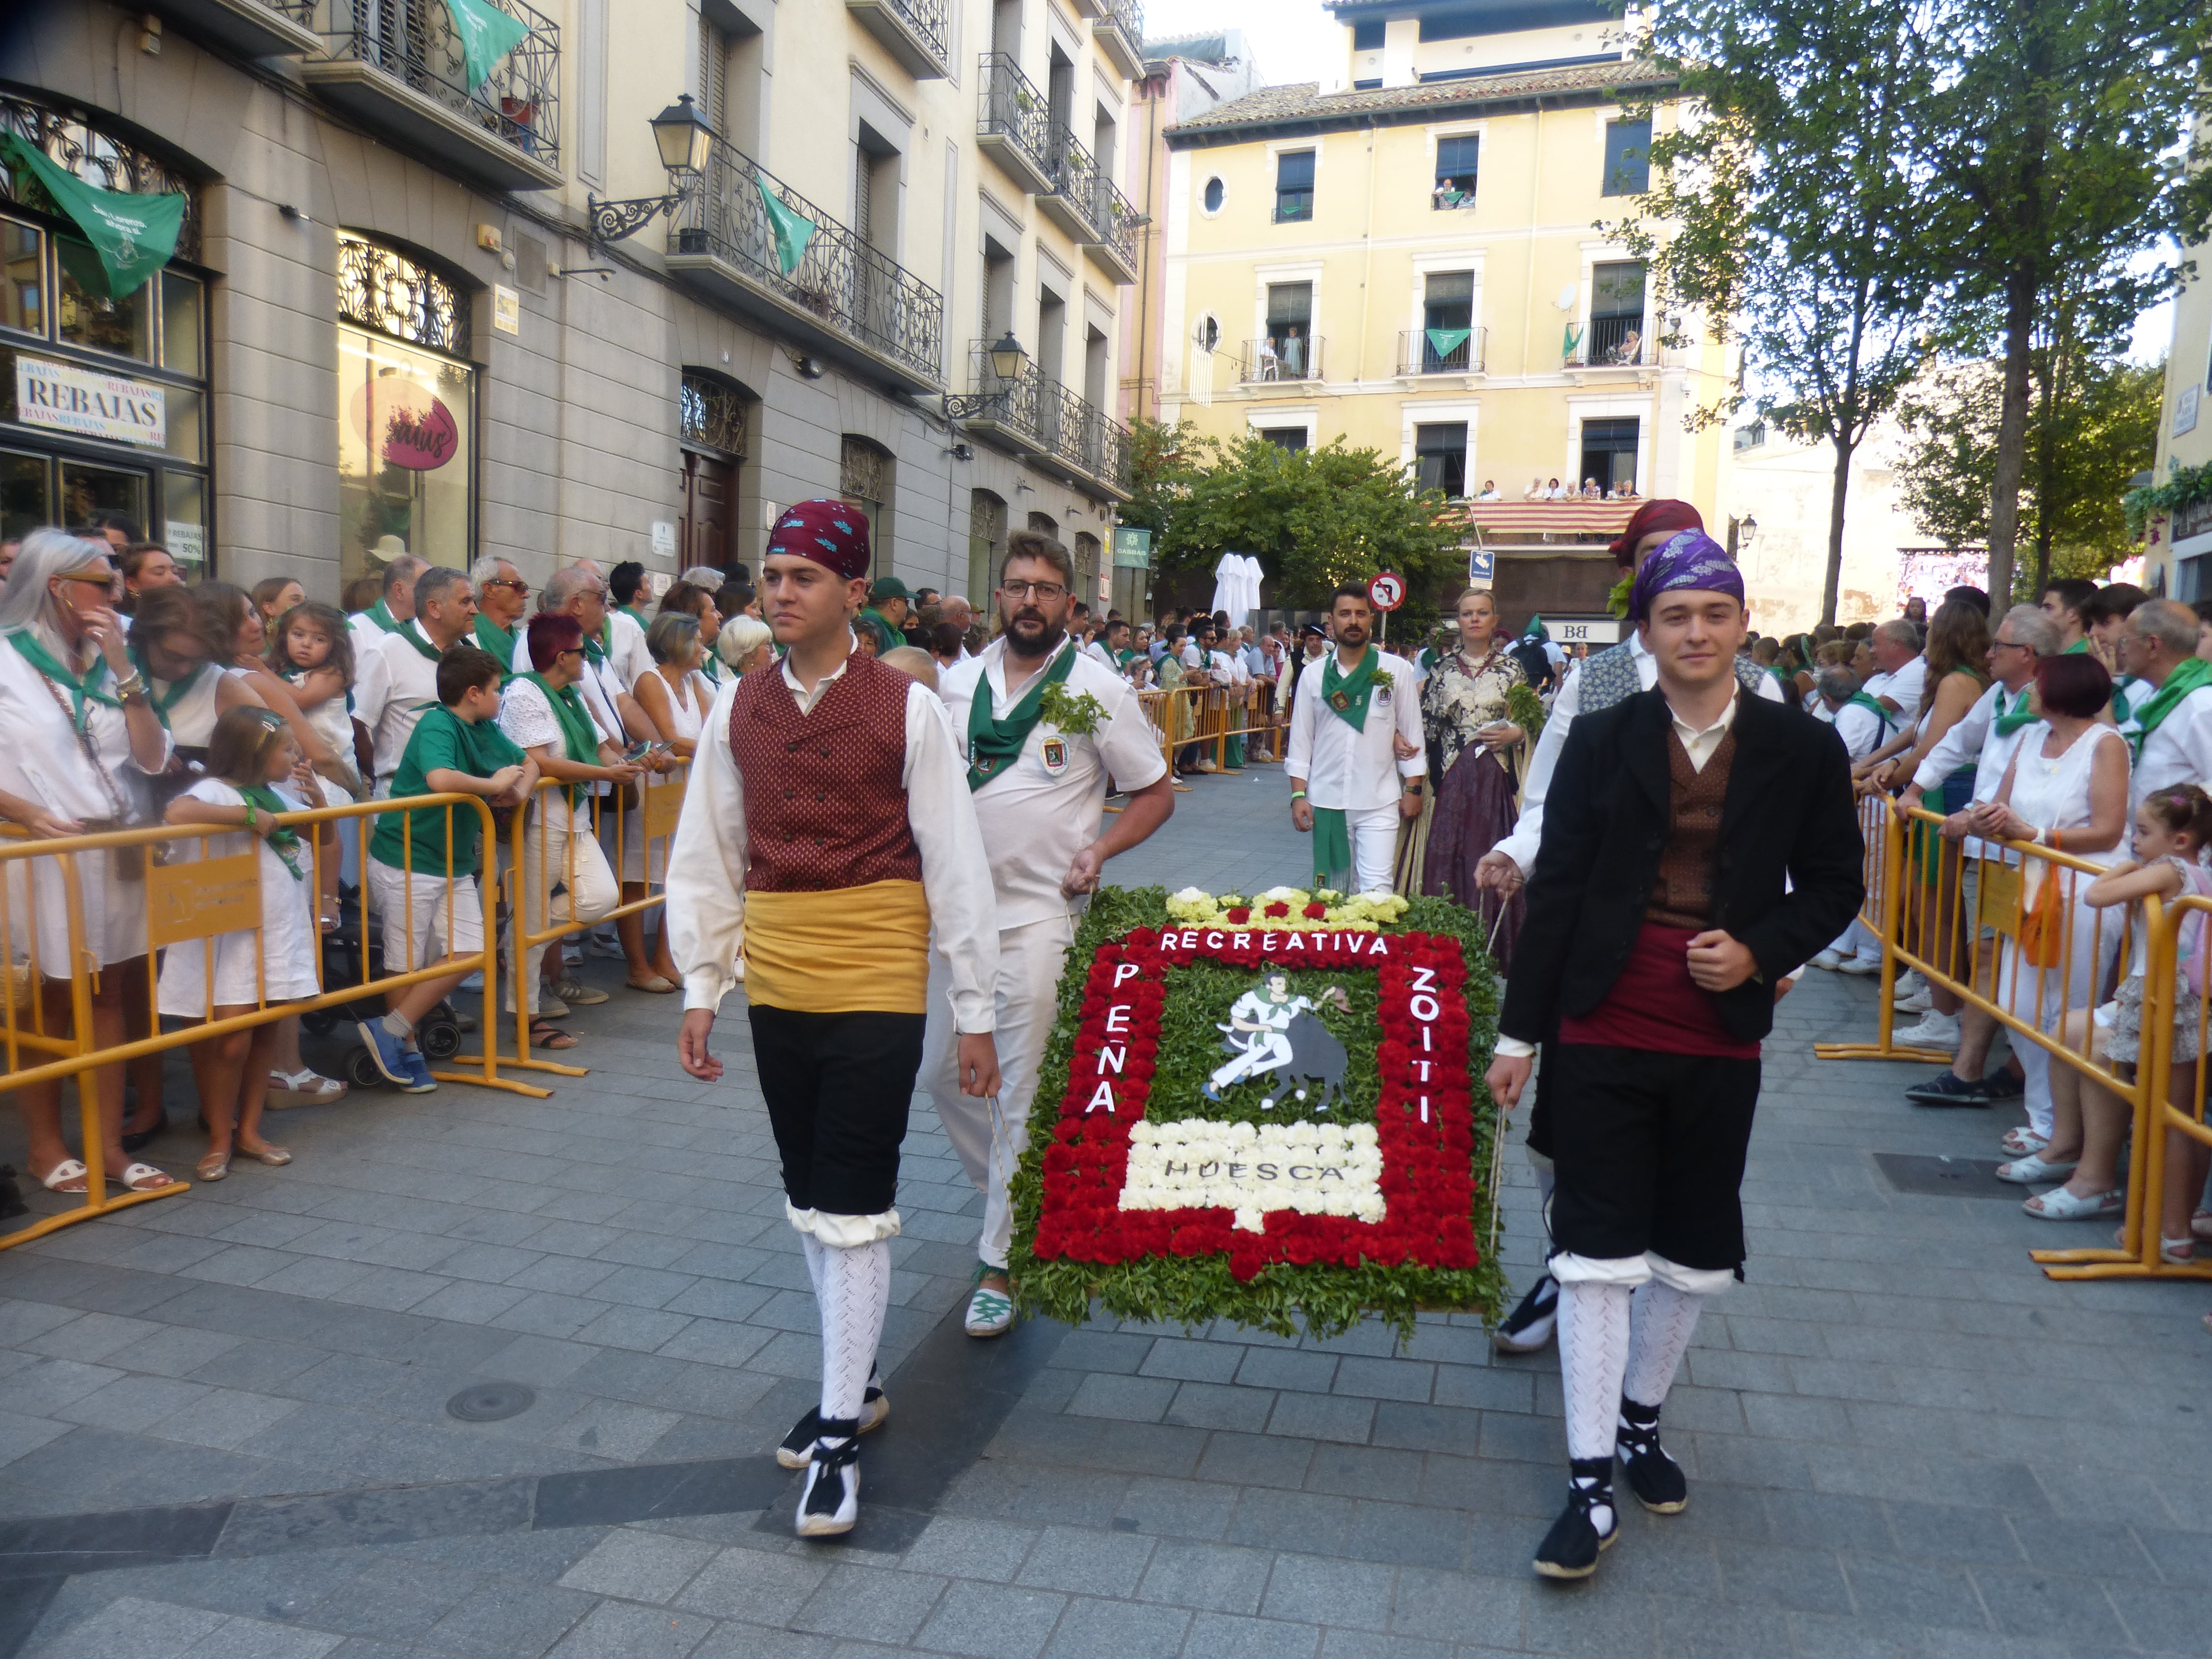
[{"xmin": 2, "ymin": 757, "xmax": 2210, "ymax": 1658}]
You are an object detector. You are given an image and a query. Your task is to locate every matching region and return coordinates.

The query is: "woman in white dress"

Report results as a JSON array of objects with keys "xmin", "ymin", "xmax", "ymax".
[
  {"xmin": 0, "ymin": 530, "xmax": 177, "ymax": 1195},
  {"xmin": 1968, "ymin": 652, "xmax": 2130, "ymax": 1158},
  {"xmin": 619, "ymin": 612, "xmax": 710, "ymax": 991},
  {"xmin": 159, "ymin": 707, "xmax": 325, "ymax": 1180}
]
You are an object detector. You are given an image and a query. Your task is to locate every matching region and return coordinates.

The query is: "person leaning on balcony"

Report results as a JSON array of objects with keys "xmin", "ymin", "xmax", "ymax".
[
  {"xmin": 1476, "ymin": 480, "xmax": 1502, "ymax": 501},
  {"xmin": 0, "ymin": 529, "xmax": 178, "ymax": 1197}
]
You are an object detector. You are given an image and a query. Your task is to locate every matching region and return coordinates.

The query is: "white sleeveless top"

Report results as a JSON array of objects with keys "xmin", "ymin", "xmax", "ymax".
[
  {"xmin": 2010, "ymin": 722, "xmax": 2126, "ymax": 865},
  {"xmin": 160, "ymin": 663, "xmax": 226, "ymax": 750}
]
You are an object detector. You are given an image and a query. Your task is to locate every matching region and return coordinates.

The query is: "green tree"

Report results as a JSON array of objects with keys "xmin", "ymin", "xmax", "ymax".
[
  {"xmin": 1613, "ymin": 0, "xmax": 1944, "ymax": 626},
  {"xmin": 1896, "ymin": 345, "xmax": 2163, "ymax": 588},
  {"xmin": 1919, "ymin": 0, "xmax": 2212, "ymax": 602},
  {"xmin": 1154, "ymin": 434, "xmax": 1467, "ymax": 625}
]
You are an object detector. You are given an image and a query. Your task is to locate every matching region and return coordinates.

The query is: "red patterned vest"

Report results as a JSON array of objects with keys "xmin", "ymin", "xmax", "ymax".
[{"xmin": 728, "ymin": 652, "xmax": 922, "ymax": 892}]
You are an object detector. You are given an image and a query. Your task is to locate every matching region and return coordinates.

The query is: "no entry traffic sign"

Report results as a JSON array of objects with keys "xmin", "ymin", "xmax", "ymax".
[{"xmin": 1367, "ymin": 571, "xmax": 1406, "ymax": 611}]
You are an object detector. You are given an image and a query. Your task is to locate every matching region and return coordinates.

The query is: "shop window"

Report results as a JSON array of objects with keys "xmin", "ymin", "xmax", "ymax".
[
  {"xmin": 57, "ymin": 239, "xmax": 152, "ymax": 361},
  {"xmin": 161, "ymin": 272, "xmax": 203, "ymax": 377},
  {"xmin": 840, "ymin": 434, "xmax": 892, "ymax": 579},
  {"xmin": 1, "ymin": 446, "xmax": 50, "ymax": 539},
  {"xmin": 2, "ymin": 220, "xmax": 41, "ymax": 334},
  {"xmin": 336, "ymin": 231, "xmax": 476, "ymax": 583}
]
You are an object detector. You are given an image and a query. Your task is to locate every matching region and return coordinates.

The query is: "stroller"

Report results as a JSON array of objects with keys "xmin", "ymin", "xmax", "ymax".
[{"xmin": 299, "ymin": 885, "xmax": 466, "ymax": 1089}]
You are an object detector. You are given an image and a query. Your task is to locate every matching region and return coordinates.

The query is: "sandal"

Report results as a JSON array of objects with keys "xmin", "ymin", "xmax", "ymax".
[
  {"xmin": 38, "ymin": 1158, "xmax": 88, "ymax": 1194},
  {"xmin": 195, "ymin": 1152, "xmax": 230, "ymax": 1182},
  {"xmin": 233, "ymin": 1142, "xmax": 291, "ymax": 1167},
  {"xmin": 115, "ymin": 1163, "xmax": 176, "ymax": 1192},
  {"xmin": 2000, "ymin": 1128, "xmax": 2049, "ymax": 1157},
  {"xmin": 527, "ymin": 1019, "xmax": 577, "ymax": 1050},
  {"xmin": 1996, "ymin": 1153, "xmax": 2079, "ymax": 1185},
  {"xmin": 625, "ymin": 975, "xmax": 678, "ymax": 994},
  {"xmin": 2023, "ymin": 1186, "xmax": 2123, "ymax": 1220},
  {"xmin": 2192, "ymin": 1207, "xmax": 2212, "ymax": 1243},
  {"xmin": 266, "ymin": 1069, "xmax": 347, "ymax": 1110}
]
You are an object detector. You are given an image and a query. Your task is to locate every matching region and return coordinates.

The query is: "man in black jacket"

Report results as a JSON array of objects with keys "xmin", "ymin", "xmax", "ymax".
[{"xmin": 1485, "ymin": 533, "xmax": 1863, "ymax": 1581}]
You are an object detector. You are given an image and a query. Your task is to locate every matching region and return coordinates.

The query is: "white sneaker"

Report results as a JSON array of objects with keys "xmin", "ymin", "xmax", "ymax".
[
  {"xmin": 1893, "ymin": 988, "xmax": 1933, "ymax": 1014},
  {"xmin": 1837, "ymin": 955, "xmax": 1883, "ymax": 976},
  {"xmin": 1895, "ymin": 971, "xmax": 1927, "ymax": 998},
  {"xmin": 1893, "ymin": 1011, "xmax": 1960, "ymax": 1046},
  {"xmin": 1809, "ymin": 949, "xmax": 1847, "ymax": 971},
  {"xmin": 795, "ymin": 1440, "xmax": 860, "ymax": 1537},
  {"xmin": 964, "ymin": 1277, "xmax": 1014, "ymax": 1339},
  {"xmin": 584, "ymin": 932, "xmax": 625, "ymax": 960}
]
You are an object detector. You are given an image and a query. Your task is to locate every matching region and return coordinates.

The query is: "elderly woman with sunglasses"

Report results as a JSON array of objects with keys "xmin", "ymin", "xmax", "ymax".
[{"xmin": 0, "ymin": 529, "xmax": 179, "ymax": 1195}]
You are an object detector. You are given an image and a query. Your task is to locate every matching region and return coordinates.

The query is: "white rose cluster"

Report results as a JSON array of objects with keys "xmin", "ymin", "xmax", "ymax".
[{"xmin": 1121, "ymin": 1117, "xmax": 1386, "ymax": 1232}]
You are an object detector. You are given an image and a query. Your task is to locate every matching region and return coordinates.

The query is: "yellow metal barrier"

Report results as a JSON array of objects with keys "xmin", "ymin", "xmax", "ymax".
[
  {"xmin": 1814, "ymin": 794, "xmax": 1955, "ymax": 1064},
  {"xmin": 0, "ymin": 792, "xmax": 548, "ymax": 1252},
  {"xmin": 1137, "ymin": 682, "xmax": 1283, "ymax": 773}
]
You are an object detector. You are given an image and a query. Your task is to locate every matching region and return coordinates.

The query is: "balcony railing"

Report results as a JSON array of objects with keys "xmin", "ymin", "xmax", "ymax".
[
  {"xmin": 669, "ymin": 134, "xmax": 944, "ymax": 387},
  {"xmin": 1081, "ymin": 168, "xmax": 1140, "ymax": 279},
  {"xmin": 977, "ymin": 53, "xmax": 1058, "ymax": 195},
  {"xmin": 314, "ymin": 0, "xmax": 560, "ymax": 174},
  {"xmin": 1240, "ymin": 336, "xmax": 1323, "ymax": 383},
  {"xmin": 845, "ymin": 0, "xmax": 950, "ymax": 78},
  {"xmin": 958, "ymin": 343, "xmax": 1131, "ymax": 495},
  {"xmin": 1566, "ymin": 315, "xmax": 1651, "ymax": 367},
  {"xmin": 1093, "ymin": 0, "xmax": 1145, "ymax": 78},
  {"xmin": 1398, "ymin": 326, "xmax": 1485, "ymax": 375}
]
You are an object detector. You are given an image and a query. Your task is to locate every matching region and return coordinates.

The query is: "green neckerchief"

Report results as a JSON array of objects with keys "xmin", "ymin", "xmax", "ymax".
[
  {"xmin": 617, "ymin": 604, "xmax": 649, "ymax": 632},
  {"xmin": 599, "ymin": 618, "xmax": 616, "ymax": 658},
  {"xmin": 473, "ymin": 613, "xmax": 517, "ymax": 667},
  {"xmin": 520, "ymin": 670, "xmax": 601, "ymax": 804},
  {"xmin": 968, "ymin": 640, "xmax": 1076, "ymax": 791},
  {"xmin": 697, "ymin": 653, "xmax": 721, "ymax": 686},
  {"xmin": 1321, "ymin": 647, "xmax": 1379, "ymax": 732},
  {"xmin": 238, "ymin": 783, "xmax": 308, "ymax": 881},
  {"xmin": 1312, "ymin": 807, "xmax": 1352, "ymax": 885},
  {"xmin": 2112, "ymin": 675, "xmax": 2139, "ymax": 726},
  {"xmin": 397, "ymin": 620, "xmax": 442, "ymax": 663},
  {"xmin": 366, "ymin": 598, "xmax": 402, "ymax": 634},
  {"xmin": 2127, "ymin": 657, "xmax": 2212, "ymax": 758},
  {"xmin": 8, "ymin": 631, "xmax": 120, "ymax": 731},
  {"xmin": 1991, "ymin": 682, "xmax": 2039, "ymax": 736},
  {"xmin": 584, "ymin": 624, "xmax": 608, "ymax": 664},
  {"xmin": 130, "ymin": 647, "xmax": 204, "ymax": 730},
  {"xmin": 1844, "ymin": 692, "xmax": 1894, "ymax": 736},
  {"xmin": 1768, "ymin": 663, "xmax": 1796, "ymax": 689},
  {"xmin": 2063, "ymin": 636, "xmax": 2090, "ymax": 654}
]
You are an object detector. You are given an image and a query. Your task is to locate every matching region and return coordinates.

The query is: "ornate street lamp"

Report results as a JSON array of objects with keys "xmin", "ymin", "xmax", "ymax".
[
  {"xmin": 947, "ymin": 331, "xmax": 1032, "ymax": 421},
  {"xmin": 586, "ymin": 96, "xmax": 716, "ymax": 245}
]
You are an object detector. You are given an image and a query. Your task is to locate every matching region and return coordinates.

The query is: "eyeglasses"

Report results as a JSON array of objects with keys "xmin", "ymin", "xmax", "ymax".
[
  {"xmin": 55, "ymin": 569, "xmax": 122, "ymax": 599},
  {"xmin": 1992, "ymin": 637, "xmax": 2030, "ymax": 651},
  {"xmin": 555, "ymin": 647, "xmax": 584, "ymax": 661},
  {"xmin": 482, "ymin": 577, "xmax": 529, "ymax": 594},
  {"xmin": 1002, "ymin": 580, "xmax": 1068, "ymax": 601}
]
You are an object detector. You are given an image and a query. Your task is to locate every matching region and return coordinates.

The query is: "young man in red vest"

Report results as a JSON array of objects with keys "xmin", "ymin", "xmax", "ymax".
[
  {"xmin": 667, "ymin": 501, "xmax": 1002, "ymax": 1539},
  {"xmin": 1486, "ymin": 534, "xmax": 1862, "ymax": 1581}
]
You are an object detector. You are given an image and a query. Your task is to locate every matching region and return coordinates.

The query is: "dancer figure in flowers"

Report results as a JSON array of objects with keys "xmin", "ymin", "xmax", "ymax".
[
  {"xmin": 666, "ymin": 501, "xmax": 1003, "ymax": 1540},
  {"xmin": 1206, "ymin": 972, "xmax": 1349, "ymax": 1103},
  {"xmin": 1484, "ymin": 534, "xmax": 1862, "ymax": 1582},
  {"xmin": 926, "ymin": 528, "xmax": 1175, "ymax": 1338}
]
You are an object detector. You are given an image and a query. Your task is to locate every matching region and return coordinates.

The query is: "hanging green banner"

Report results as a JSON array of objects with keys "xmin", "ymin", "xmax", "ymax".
[
  {"xmin": 444, "ymin": 0, "xmax": 529, "ymax": 92},
  {"xmin": 754, "ymin": 174, "xmax": 816, "ymax": 276},
  {"xmin": 0, "ymin": 132, "xmax": 185, "ymax": 303},
  {"xmin": 1425, "ymin": 327, "xmax": 1471, "ymax": 361},
  {"xmin": 1562, "ymin": 322, "xmax": 1584, "ymax": 360}
]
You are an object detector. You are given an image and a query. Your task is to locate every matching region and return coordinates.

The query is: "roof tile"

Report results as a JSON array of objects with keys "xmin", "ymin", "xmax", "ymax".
[{"xmin": 1166, "ymin": 58, "xmax": 1672, "ymax": 138}]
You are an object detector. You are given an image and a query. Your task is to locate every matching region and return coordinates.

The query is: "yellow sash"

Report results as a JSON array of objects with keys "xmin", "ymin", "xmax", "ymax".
[{"xmin": 743, "ymin": 878, "xmax": 932, "ymax": 1014}]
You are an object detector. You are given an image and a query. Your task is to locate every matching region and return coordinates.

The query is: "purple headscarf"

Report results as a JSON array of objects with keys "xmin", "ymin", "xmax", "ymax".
[{"xmin": 1628, "ymin": 530, "xmax": 1743, "ymax": 622}]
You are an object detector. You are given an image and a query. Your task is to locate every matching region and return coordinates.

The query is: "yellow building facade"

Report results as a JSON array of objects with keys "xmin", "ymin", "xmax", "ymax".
[{"xmin": 1153, "ymin": 0, "xmax": 1734, "ymax": 631}]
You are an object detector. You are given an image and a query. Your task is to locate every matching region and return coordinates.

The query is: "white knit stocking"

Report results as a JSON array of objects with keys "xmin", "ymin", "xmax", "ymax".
[
  {"xmin": 816, "ymin": 1239, "xmax": 890, "ymax": 1432},
  {"xmin": 1556, "ymin": 1279, "xmax": 1632, "ymax": 1462},
  {"xmin": 800, "ymin": 1232, "xmax": 826, "ymax": 1295},
  {"xmin": 1623, "ymin": 1281, "xmax": 1705, "ymax": 1408}
]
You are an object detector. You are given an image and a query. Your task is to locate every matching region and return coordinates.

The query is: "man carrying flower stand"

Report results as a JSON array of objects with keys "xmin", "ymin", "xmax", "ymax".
[
  {"xmin": 926, "ymin": 529, "xmax": 1174, "ymax": 1337},
  {"xmin": 1286, "ymin": 585, "xmax": 1427, "ymax": 896},
  {"xmin": 666, "ymin": 501, "xmax": 1003, "ymax": 1539},
  {"xmin": 1484, "ymin": 534, "xmax": 1862, "ymax": 1581}
]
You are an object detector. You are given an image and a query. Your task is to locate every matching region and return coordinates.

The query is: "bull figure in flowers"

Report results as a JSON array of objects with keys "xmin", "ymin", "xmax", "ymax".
[{"xmin": 1205, "ymin": 971, "xmax": 1352, "ymax": 1114}]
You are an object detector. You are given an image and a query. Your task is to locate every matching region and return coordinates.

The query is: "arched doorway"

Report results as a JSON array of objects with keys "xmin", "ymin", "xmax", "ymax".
[{"xmin": 680, "ymin": 369, "xmax": 750, "ymax": 570}]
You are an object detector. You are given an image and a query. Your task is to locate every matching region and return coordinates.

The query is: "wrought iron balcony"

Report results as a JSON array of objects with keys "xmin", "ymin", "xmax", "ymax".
[
  {"xmin": 1092, "ymin": 0, "xmax": 1145, "ymax": 79},
  {"xmin": 1082, "ymin": 169, "xmax": 1140, "ymax": 284},
  {"xmin": 306, "ymin": 0, "xmax": 561, "ymax": 192},
  {"xmin": 665, "ymin": 133, "xmax": 945, "ymax": 394},
  {"xmin": 157, "ymin": 0, "xmax": 320, "ymax": 59},
  {"xmin": 1398, "ymin": 326, "xmax": 1486, "ymax": 376},
  {"xmin": 1565, "ymin": 316, "xmax": 1652, "ymax": 368},
  {"xmin": 954, "ymin": 343, "xmax": 1131, "ymax": 498},
  {"xmin": 845, "ymin": 0, "xmax": 950, "ymax": 79},
  {"xmin": 1241, "ymin": 336, "xmax": 1323, "ymax": 384},
  {"xmin": 977, "ymin": 53, "xmax": 1058, "ymax": 196}
]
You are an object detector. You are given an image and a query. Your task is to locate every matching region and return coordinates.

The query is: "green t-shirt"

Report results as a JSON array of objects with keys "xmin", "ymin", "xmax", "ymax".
[{"xmin": 368, "ymin": 704, "xmax": 526, "ymax": 878}]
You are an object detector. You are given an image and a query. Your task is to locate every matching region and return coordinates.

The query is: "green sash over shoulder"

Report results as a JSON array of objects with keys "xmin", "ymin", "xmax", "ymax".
[
  {"xmin": 1321, "ymin": 648, "xmax": 1378, "ymax": 732},
  {"xmin": 520, "ymin": 671, "xmax": 601, "ymax": 804},
  {"xmin": 968, "ymin": 642, "xmax": 1075, "ymax": 790}
]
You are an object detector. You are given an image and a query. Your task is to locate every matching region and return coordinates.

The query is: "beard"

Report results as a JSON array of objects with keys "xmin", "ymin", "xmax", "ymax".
[
  {"xmin": 1336, "ymin": 624, "xmax": 1369, "ymax": 648},
  {"xmin": 1004, "ymin": 610, "xmax": 1066, "ymax": 658}
]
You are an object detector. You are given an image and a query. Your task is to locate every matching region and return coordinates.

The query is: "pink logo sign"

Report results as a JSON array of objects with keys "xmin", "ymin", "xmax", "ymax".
[{"xmin": 349, "ymin": 377, "xmax": 459, "ymax": 472}]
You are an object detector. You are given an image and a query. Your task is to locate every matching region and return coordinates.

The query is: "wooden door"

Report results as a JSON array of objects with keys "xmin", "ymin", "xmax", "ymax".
[{"xmin": 682, "ymin": 451, "xmax": 736, "ymax": 569}]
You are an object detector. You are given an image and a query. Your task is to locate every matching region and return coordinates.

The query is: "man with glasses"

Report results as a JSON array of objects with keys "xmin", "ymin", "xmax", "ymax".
[
  {"xmin": 354, "ymin": 565, "xmax": 479, "ymax": 796},
  {"xmin": 469, "ymin": 556, "xmax": 530, "ymax": 676},
  {"xmin": 927, "ymin": 529, "xmax": 1175, "ymax": 1337}
]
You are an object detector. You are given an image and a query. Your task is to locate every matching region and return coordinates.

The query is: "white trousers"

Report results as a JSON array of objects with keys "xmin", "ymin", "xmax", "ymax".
[
  {"xmin": 502, "ymin": 800, "xmax": 621, "ymax": 1012},
  {"xmin": 1326, "ymin": 803, "xmax": 1401, "ymax": 897},
  {"xmin": 925, "ymin": 911, "xmax": 1075, "ymax": 1270}
]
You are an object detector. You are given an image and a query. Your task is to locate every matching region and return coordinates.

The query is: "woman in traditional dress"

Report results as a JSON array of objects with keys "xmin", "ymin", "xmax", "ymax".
[{"xmin": 1398, "ymin": 588, "xmax": 1528, "ymax": 967}]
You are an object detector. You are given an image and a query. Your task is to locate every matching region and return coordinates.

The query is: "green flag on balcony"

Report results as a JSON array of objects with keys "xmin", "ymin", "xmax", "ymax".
[
  {"xmin": 1425, "ymin": 327, "xmax": 1471, "ymax": 360},
  {"xmin": 444, "ymin": 0, "xmax": 529, "ymax": 92},
  {"xmin": 1562, "ymin": 321, "xmax": 1583, "ymax": 360},
  {"xmin": 1, "ymin": 133, "xmax": 186, "ymax": 303},
  {"xmin": 754, "ymin": 175, "xmax": 816, "ymax": 276}
]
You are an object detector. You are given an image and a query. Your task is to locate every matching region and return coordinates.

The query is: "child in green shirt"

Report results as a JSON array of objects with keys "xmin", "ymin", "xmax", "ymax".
[{"xmin": 361, "ymin": 646, "xmax": 539, "ymax": 1091}]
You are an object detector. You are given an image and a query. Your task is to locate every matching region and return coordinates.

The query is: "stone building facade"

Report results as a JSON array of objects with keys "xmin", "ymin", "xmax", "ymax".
[{"xmin": 1, "ymin": 0, "xmax": 1140, "ymax": 604}]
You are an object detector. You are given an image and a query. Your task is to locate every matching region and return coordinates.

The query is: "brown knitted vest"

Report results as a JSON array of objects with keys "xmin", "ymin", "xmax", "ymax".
[
  {"xmin": 728, "ymin": 652, "xmax": 922, "ymax": 893},
  {"xmin": 1646, "ymin": 726, "xmax": 1736, "ymax": 928}
]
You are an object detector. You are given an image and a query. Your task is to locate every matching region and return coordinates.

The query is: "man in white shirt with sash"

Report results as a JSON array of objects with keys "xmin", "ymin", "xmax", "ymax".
[
  {"xmin": 1286, "ymin": 584, "xmax": 1425, "ymax": 895},
  {"xmin": 928, "ymin": 529, "xmax": 1174, "ymax": 1337},
  {"xmin": 356, "ymin": 565, "xmax": 476, "ymax": 795}
]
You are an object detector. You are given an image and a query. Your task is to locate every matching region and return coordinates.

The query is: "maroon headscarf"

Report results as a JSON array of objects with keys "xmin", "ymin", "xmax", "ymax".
[
  {"xmin": 766, "ymin": 498, "xmax": 871, "ymax": 579},
  {"xmin": 1608, "ymin": 498, "xmax": 1704, "ymax": 566}
]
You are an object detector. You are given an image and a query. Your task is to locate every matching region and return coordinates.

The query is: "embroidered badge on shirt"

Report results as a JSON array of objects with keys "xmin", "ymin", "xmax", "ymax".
[
  {"xmin": 1040, "ymin": 737, "xmax": 1069, "ymax": 775},
  {"xmin": 1328, "ymin": 691, "xmax": 1350, "ymax": 711}
]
